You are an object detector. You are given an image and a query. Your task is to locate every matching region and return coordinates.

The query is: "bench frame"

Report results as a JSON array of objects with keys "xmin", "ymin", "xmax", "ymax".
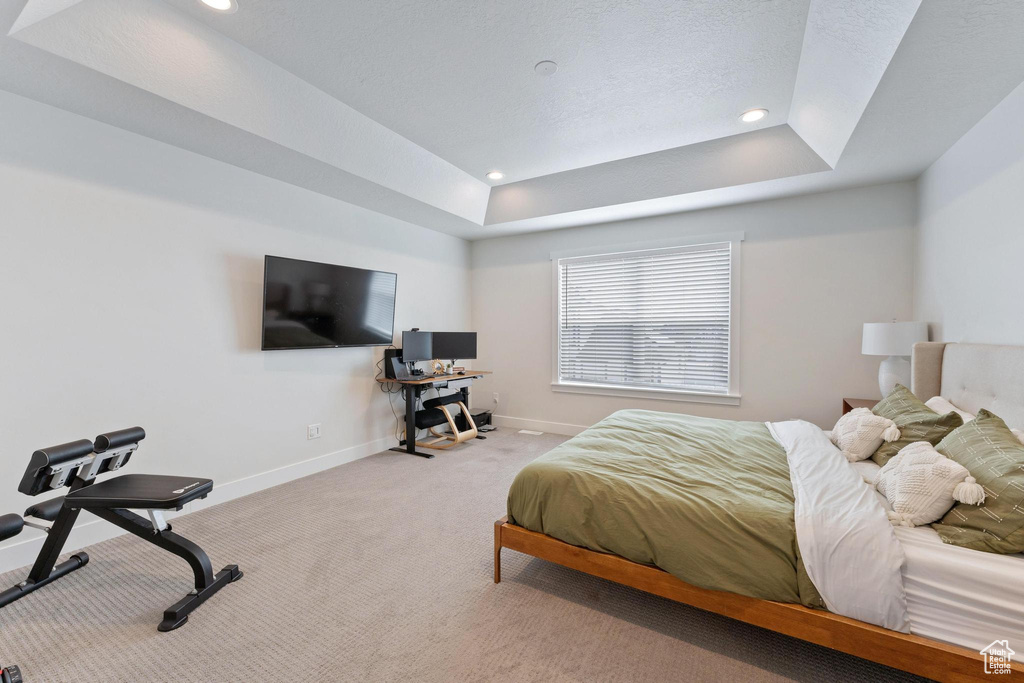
[
  {"xmin": 90, "ymin": 505, "xmax": 242, "ymax": 630},
  {"xmin": 2, "ymin": 429, "xmax": 242, "ymax": 631},
  {"xmin": 2, "ymin": 478, "xmax": 242, "ymax": 631},
  {"xmin": 494, "ymin": 516, "xmax": 1020, "ymax": 682}
]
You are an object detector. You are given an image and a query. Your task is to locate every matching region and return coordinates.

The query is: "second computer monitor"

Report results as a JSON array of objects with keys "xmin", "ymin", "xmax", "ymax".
[
  {"xmin": 401, "ymin": 330, "xmax": 433, "ymax": 362},
  {"xmin": 431, "ymin": 332, "xmax": 477, "ymax": 361}
]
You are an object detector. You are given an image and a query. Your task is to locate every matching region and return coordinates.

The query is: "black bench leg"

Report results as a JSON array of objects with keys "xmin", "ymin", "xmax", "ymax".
[
  {"xmin": 158, "ymin": 564, "xmax": 242, "ymax": 631},
  {"xmin": 88, "ymin": 507, "xmax": 242, "ymax": 631},
  {"xmin": 0, "ymin": 505, "xmax": 91, "ymax": 610},
  {"xmin": 0, "ymin": 553, "xmax": 89, "ymax": 609},
  {"xmin": 28, "ymin": 506, "xmax": 82, "ymax": 582}
]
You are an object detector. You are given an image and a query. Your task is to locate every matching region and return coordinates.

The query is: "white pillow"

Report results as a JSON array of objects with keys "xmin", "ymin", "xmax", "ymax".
[
  {"xmin": 875, "ymin": 441, "xmax": 985, "ymax": 527},
  {"xmin": 924, "ymin": 396, "xmax": 1024, "ymax": 444},
  {"xmin": 849, "ymin": 460, "xmax": 881, "ymax": 486},
  {"xmin": 829, "ymin": 408, "xmax": 900, "ymax": 462},
  {"xmin": 924, "ymin": 396, "xmax": 975, "ymax": 422}
]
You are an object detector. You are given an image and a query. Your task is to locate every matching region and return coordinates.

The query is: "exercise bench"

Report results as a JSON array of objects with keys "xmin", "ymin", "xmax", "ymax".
[{"xmin": 0, "ymin": 427, "xmax": 241, "ymax": 631}]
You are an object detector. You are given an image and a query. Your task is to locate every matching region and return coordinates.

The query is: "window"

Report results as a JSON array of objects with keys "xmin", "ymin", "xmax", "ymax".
[{"xmin": 552, "ymin": 235, "xmax": 741, "ymax": 404}]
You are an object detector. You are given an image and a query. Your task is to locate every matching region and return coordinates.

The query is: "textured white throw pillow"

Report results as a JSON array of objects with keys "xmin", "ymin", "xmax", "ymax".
[
  {"xmin": 829, "ymin": 408, "xmax": 900, "ymax": 462},
  {"xmin": 875, "ymin": 441, "xmax": 985, "ymax": 527}
]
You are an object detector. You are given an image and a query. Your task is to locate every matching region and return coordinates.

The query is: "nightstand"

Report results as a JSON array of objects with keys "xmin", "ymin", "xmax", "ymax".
[{"xmin": 842, "ymin": 398, "xmax": 877, "ymax": 415}]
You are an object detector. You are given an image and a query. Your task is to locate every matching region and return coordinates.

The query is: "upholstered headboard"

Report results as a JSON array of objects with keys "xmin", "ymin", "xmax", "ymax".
[{"xmin": 912, "ymin": 342, "xmax": 1024, "ymax": 430}]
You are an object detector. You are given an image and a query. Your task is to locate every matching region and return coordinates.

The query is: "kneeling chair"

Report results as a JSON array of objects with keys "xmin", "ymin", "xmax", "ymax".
[
  {"xmin": 409, "ymin": 393, "xmax": 478, "ymax": 450},
  {"xmin": 0, "ymin": 427, "xmax": 241, "ymax": 631}
]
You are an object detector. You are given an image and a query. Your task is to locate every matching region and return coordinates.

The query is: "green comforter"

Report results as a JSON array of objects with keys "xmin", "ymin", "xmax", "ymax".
[{"xmin": 507, "ymin": 409, "xmax": 823, "ymax": 607}]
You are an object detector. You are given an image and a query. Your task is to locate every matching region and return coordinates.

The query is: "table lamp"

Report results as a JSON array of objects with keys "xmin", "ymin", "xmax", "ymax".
[{"xmin": 862, "ymin": 321, "xmax": 929, "ymax": 397}]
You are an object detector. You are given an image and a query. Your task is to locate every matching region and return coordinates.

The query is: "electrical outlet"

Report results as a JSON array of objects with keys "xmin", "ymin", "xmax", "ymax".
[
  {"xmin": 493, "ymin": 392, "xmax": 500, "ymax": 405},
  {"xmin": 307, "ymin": 423, "xmax": 321, "ymax": 440}
]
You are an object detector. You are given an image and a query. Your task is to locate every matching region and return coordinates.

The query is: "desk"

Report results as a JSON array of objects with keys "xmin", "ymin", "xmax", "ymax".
[{"xmin": 377, "ymin": 371, "xmax": 492, "ymax": 458}]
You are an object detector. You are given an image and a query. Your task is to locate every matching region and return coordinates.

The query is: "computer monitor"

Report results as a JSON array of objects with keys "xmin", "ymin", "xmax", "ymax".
[
  {"xmin": 431, "ymin": 332, "xmax": 477, "ymax": 361},
  {"xmin": 401, "ymin": 330, "xmax": 433, "ymax": 362}
]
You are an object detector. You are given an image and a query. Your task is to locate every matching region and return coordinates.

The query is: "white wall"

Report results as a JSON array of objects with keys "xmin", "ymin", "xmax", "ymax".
[
  {"xmin": 0, "ymin": 91, "xmax": 470, "ymax": 568},
  {"xmin": 471, "ymin": 182, "xmax": 917, "ymax": 434},
  {"xmin": 914, "ymin": 80, "xmax": 1024, "ymax": 344}
]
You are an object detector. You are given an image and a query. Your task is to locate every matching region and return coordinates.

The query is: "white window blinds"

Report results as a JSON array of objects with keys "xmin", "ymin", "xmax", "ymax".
[{"xmin": 556, "ymin": 241, "xmax": 734, "ymax": 395}]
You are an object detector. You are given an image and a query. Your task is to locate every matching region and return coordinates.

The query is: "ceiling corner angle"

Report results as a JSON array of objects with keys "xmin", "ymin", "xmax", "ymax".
[
  {"xmin": 786, "ymin": 0, "xmax": 922, "ymax": 169},
  {"xmin": 8, "ymin": 0, "xmax": 85, "ymax": 36}
]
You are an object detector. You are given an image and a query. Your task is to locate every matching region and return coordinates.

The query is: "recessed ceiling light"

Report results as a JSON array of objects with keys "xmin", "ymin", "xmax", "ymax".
[
  {"xmin": 740, "ymin": 108, "xmax": 768, "ymax": 123},
  {"xmin": 199, "ymin": 0, "xmax": 237, "ymax": 12},
  {"xmin": 486, "ymin": 171, "xmax": 504, "ymax": 181},
  {"xmin": 535, "ymin": 61, "xmax": 558, "ymax": 76}
]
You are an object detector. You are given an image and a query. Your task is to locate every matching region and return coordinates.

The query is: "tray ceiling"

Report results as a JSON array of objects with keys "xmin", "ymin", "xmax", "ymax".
[{"xmin": 3, "ymin": 0, "xmax": 1024, "ymax": 239}]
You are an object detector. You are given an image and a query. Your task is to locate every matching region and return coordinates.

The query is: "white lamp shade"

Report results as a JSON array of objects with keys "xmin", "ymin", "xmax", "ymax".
[{"xmin": 862, "ymin": 322, "xmax": 928, "ymax": 357}]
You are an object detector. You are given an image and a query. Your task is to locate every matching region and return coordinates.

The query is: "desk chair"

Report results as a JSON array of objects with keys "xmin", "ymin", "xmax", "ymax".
[{"xmin": 410, "ymin": 393, "xmax": 478, "ymax": 450}]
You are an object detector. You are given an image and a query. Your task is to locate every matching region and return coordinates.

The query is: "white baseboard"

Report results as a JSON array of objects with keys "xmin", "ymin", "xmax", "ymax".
[
  {"xmin": 0, "ymin": 436, "xmax": 391, "ymax": 575},
  {"xmin": 492, "ymin": 414, "xmax": 588, "ymax": 437}
]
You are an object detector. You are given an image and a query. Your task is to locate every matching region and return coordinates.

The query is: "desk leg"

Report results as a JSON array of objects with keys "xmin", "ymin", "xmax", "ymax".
[{"xmin": 390, "ymin": 384, "xmax": 435, "ymax": 459}]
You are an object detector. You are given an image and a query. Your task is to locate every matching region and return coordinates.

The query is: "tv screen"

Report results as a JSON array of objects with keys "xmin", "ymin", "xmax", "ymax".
[{"xmin": 261, "ymin": 255, "xmax": 397, "ymax": 350}]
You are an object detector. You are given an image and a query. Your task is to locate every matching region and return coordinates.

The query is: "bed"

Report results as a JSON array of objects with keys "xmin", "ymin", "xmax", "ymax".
[{"xmin": 494, "ymin": 342, "xmax": 1024, "ymax": 681}]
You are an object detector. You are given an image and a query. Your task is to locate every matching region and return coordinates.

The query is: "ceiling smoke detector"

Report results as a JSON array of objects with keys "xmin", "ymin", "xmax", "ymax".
[
  {"xmin": 534, "ymin": 61, "xmax": 558, "ymax": 76},
  {"xmin": 740, "ymin": 108, "xmax": 768, "ymax": 123},
  {"xmin": 199, "ymin": 0, "xmax": 237, "ymax": 13}
]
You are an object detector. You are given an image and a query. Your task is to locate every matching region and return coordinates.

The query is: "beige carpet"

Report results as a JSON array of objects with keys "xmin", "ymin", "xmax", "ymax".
[{"xmin": 0, "ymin": 429, "xmax": 927, "ymax": 682}]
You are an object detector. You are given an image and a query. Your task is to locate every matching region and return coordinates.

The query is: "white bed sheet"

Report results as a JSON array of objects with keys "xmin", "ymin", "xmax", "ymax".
[
  {"xmin": 856, "ymin": 459, "xmax": 1024, "ymax": 651},
  {"xmin": 769, "ymin": 421, "xmax": 909, "ymax": 631}
]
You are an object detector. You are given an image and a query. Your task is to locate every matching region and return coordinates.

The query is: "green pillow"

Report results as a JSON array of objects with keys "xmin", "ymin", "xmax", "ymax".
[
  {"xmin": 932, "ymin": 410, "xmax": 1024, "ymax": 554},
  {"xmin": 870, "ymin": 384, "xmax": 963, "ymax": 466}
]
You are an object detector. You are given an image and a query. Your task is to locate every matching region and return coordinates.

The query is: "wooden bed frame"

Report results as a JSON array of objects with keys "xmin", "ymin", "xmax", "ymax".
[{"xmin": 494, "ymin": 517, "xmax": 1021, "ymax": 681}]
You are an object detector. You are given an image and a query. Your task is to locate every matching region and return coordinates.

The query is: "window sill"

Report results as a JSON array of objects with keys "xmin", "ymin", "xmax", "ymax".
[{"xmin": 551, "ymin": 381, "xmax": 741, "ymax": 406}]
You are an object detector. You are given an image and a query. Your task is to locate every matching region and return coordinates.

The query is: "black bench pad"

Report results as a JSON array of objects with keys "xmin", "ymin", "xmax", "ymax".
[
  {"xmin": 66, "ymin": 474, "xmax": 213, "ymax": 510},
  {"xmin": 0, "ymin": 513, "xmax": 23, "ymax": 542},
  {"xmin": 25, "ymin": 496, "xmax": 65, "ymax": 522},
  {"xmin": 422, "ymin": 393, "xmax": 463, "ymax": 410}
]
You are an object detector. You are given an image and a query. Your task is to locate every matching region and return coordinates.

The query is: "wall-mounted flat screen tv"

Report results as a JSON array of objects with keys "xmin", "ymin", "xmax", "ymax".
[{"xmin": 261, "ymin": 255, "xmax": 397, "ymax": 350}]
